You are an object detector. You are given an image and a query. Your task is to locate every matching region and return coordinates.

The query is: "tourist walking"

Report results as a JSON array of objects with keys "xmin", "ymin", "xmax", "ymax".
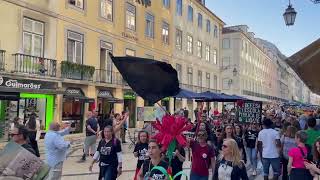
[
  {"xmin": 44, "ymin": 122, "xmax": 71, "ymax": 180},
  {"xmin": 138, "ymin": 139, "xmax": 168, "ymax": 180},
  {"xmin": 213, "ymin": 138, "xmax": 249, "ymax": 180},
  {"xmin": 89, "ymin": 126, "xmax": 123, "ymax": 180},
  {"xmin": 287, "ymin": 131, "xmax": 313, "ymax": 180},
  {"xmin": 82, "ymin": 111, "xmax": 100, "ymax": 161},
  {"xmin": 133, "ymin": 130, "xmax": 149, "ymax": 180},
  {"xmin": 258, "ymin": 118, "xmax": 281, "ymax": 180}
]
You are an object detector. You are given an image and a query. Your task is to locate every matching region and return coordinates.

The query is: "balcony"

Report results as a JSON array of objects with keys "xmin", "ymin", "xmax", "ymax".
[
  {"xmin": 61, "ymin": 61, "xmax": 95, "ymax": 81},
  {"xmin": 13, "ymin": 53, "xmax": 57, "ymax": 77},
  {"xmin": 180, "ymin": 83, "xmax": 220, "ymax": 93},
  {"xmin": 0, "ymin": 50, "xmax": 5, "ymax": 70},
  {"xmin": 96, "ymin": 69, "xmax": 125, "ymax": 85}
]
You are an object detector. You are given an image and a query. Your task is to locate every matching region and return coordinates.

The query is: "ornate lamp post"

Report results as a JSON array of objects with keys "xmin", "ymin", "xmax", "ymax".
[{"xmin": 283, "ymin": 0, "xmax": 297, "ymax": 26}]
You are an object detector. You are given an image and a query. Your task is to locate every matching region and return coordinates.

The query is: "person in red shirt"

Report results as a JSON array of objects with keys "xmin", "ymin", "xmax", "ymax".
[{"xmin": 188, "ymin": 130, "xmax": 215, "ymax": 180}]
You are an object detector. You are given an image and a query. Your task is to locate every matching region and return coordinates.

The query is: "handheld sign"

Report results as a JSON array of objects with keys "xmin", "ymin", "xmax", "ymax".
[{"xmin": 238, "ymin": 101, "xmax": 262, "ymax": 123}]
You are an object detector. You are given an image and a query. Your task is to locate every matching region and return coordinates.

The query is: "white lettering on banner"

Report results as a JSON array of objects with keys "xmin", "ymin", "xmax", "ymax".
[
  {"xmin": 66, "ymin": 89, "xmax": 81, "ymax": 94},
  {"xmin": 5, "ymin": 80, "xmax": 41, "ymax": 89}
]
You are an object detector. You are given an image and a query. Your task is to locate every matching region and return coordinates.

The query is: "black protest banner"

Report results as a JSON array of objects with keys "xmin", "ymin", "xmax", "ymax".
[{"xmin": 238, "ymin": 101, "xmax": 262, "ymax": 123}]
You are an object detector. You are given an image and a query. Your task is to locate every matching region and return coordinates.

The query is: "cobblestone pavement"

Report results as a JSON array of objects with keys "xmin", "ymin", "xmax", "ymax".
[{"xmin": 59, "ymin": 142, "xmax": 267, "ymax": 180}]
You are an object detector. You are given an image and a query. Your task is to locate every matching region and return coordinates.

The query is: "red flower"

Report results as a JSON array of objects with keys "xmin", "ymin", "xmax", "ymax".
[{"xmin": 152, "ymin": 115, "xmax": 193, "ymax": 151}]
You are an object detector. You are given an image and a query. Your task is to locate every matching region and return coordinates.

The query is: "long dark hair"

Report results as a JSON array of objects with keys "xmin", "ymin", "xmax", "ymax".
[
  {"xmin": 313, "ymin": 138, "xmax": 320, "ymax": 162},
  {"xmin": 101, "ymin": 126, "xmax": 114, "ymax": 139},
  {"xmin": 27, "ymin": 114, "xmax": 37, "ymax": 130},
  {"xmin": 137, "ymin": 130, "xmax": 149, "ymax": 144}
]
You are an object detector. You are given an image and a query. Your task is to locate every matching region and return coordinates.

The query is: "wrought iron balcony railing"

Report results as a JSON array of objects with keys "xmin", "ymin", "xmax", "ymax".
[{"xmin": 13, "ymin": 53, "xmax": 57, "ymax": 77}]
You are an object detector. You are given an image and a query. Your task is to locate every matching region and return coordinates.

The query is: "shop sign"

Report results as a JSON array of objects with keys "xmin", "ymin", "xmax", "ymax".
[
  {"xmin": 98, "ymin": 90, "xmax": 113, "ymax": 98},
  {"xmin": 0, "ymin": 75, "xmax": 57, "ymax": 90},
  {"xmin": 135, "ymin": 0, "xmax": 151, "ymax": 7},
  {"xmin": 65, "ymin": 88, "xmax": 84, "ymax": 96},
  {"xmin": 122, "ymin": 32, "xmax": 138, "ymax": 41},
  {"xmin": 124, "ymin": 92, "xmax": 136, "ymax": 100}
]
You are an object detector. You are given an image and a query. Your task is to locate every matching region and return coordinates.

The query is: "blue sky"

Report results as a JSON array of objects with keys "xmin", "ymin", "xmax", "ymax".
[{"xmin": 207, "ymin": 0, "xmax": 320, "ymax": 57}]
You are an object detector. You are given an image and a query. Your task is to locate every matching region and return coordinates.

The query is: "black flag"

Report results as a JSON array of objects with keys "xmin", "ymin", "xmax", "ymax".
[{"xmin": 109, "ymin": 53, "xmax": 180, "ymax": 104}]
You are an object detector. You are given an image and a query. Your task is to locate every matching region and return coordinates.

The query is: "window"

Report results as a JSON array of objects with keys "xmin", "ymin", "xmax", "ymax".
[
  {"xmin": 197, "ymin": 41, "xmax": 202, "ymax": 58},
  {"xmin": 69, "ymin": 0, "xmax": 84, "ymax": 9},
  {"xmin": 206, "ymin": 20, "xmax": 211, "ymax": 33},
  {"xmin": 187, "ymin": 67, "xmax": 193, "ymax": 85},
  {"xmin": 214, "ymin": 75, "xmax": 218, "ymax": 90},
  {"xmin": 198, "ymin": 13, "xmax": 202, "ymax": 28},
  {"xmin": 198, "ymin": 70, "xmax": 202, "ymax": 87},
  {"xmin": 176, "ymin": 64, "xmax": 182, "ymax": 81},
  {"xmin": 187, "ymin": 35, "xmax": 193, "ymax": 54},
  {"xmin": 222, "ymin": 57, "xmax": 231, "ymax": 67},
  {"xmin": 206, "ymin": 73, "xmax": 210, "ymax": 88},
  {"xmin": 214, "ymin": 25, "xmax": 218, "ymax": 38},
  {"xmin": 176, "ymin": 0, "xmax": 182, "ymax": 16},
  {"xmin": 100, "ymin": 41, "xmax": 113, "ymax": 82},
  {"xmin": 100, "ymin": 0, "xmax": 113, "ymax": 21},
  {"xmin": 222, "ymin": 38, "xmax": 230, "ymax": 49},
  {"xmin": 223, "ymin": 78, "xmax": 231, "ymax": 90},
  {"xmin": 67, "ymin": 31, "xmax": 83, "ymax": 64},
  {"xmin": 163, "ymin": 0, "xmax": 170, "ymax": 8},
  {"xmin": 125, "ymin": 48, "xmax": 135, "ymax": 56},
  {"xmin": 145, "ymin": 54, "xmax": 154, "ymax": 59},
  {"xmin": 187, "ymin": 6, "xmax": 193, "ymax": 22},
  {"xmin": 145, "ymin": 13, "xmax": 154, "ymax": 38},
  {"xmin": 213, "ymin": 49, "xmax": 217, "ymax": 64},
  {"xmin": 162, "ymin": 22, "xmax": 169, "ymax": 44},
  {"xmin": 23, "ymin": 18, "xmax": 44, "ymax": 57},
  {"xmin": 126, "ymin": 3, "xmax": 136, "ymax": 31},
  {"xmin": 176, "ymin": 29, "xmax": 182, "ymax": 50},
  {"xmin": 205, "ymin": 45, "xmax": 210, "ymax": 62}
]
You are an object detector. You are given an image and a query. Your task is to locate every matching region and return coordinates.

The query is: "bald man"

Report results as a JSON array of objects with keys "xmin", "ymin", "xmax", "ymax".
[{"xmin": 44, "ymin": 122, "xmax": 71, "ymax": 180}]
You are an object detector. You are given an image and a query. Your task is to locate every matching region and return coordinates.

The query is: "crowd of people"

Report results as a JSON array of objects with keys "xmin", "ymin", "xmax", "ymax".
[{"xmin": 5, "ymin": 103, "xmax": 320, "ymax": 180}]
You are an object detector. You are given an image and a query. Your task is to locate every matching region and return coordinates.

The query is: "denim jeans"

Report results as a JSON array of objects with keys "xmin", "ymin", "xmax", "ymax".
[
  {"xmin": 246, "ymin": 147, "xmax": 257, "ymax": 169},
  {"xmin": 100, "ymin": 165, "xmax": 117, "ymax": 180},
  {"xmin": 190, "ymin": 172, "xmax": 208, "ymax": 180},
  {"xmin": 262, "ymin": 158, "xmax": 281, "ymax": 177}
]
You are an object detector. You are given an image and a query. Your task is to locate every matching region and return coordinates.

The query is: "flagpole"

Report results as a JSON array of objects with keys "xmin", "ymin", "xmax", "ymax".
[{"xmin": 157, "ymin": 102, "xmax": 171, "ymax": 115}]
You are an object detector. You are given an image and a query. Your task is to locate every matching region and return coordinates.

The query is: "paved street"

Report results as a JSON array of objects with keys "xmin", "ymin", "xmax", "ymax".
[{"xmin": 33, "ymin": 134, "xmax": 266, "ymax": 180}]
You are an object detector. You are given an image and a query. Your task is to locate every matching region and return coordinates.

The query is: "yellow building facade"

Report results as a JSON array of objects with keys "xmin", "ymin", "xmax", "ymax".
[{"xmin": 0, "ymin": 0, "xmax": 222, "ymax": 137}]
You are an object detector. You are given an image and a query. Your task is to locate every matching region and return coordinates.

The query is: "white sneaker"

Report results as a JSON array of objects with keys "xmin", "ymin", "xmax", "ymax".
[{"xmin": 252, "ymin": 170, "xmax": 257, "ymax": 176}]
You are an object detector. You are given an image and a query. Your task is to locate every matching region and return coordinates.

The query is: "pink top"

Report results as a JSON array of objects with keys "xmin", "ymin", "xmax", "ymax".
[{"xmin": 288, "ymin": 146, "xmax": 308, "ymax": 169}]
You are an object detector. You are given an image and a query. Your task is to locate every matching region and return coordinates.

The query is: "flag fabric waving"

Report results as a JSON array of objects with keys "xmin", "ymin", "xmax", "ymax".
[{"xmin": 109, "ymin": 53, "xmax": 180, "ymax": 104}]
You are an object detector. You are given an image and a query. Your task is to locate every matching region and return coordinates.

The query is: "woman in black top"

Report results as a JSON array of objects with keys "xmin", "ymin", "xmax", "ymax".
[
  {"xmin": 213, "ymin": 139, "xmax": 248, "ymax": 180},
  {"xmin": 244, "ymin": 123, "xmax": 259, "ymax": 176},
  {"xmin": 26, "ymin": 113, "xmax": 40, "ymax": 157},
  {"xmin": 133, "ymin": 130, "xmax": 149, "ymax": 180},
  {"xmin": 171, "ymin": 146, "xmax": 185, "ymax": 180},
  {"xmin": 89, "ymin": 126, "xmax": 122, "ymax": 180},
  {"xmin": 138, "ymin": 139, "xmax": 168, "ymax": 180}
]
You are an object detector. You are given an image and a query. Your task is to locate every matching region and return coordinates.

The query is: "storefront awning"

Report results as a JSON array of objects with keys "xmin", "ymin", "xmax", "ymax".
[
  {"xmin": 0, "ymin": 92, "xmax": 20, "ymax": 100},
  {"xmin": 63, "ymin": 88, "xmax": 94, "ymax": 103},
  {"xmin": 286, "ymin": 38, "xmax": 320, "ymax": 95},
  {"xmin": 63, "ymin": 95, "xmax": 95, "ymax": 103},
  {"xmin": 97, "ymin": 90, "xmax": 123, "ymax": 103},
  {"xmin": 0, "ymin": 86, "xmax": 64, "ymax": 94}
]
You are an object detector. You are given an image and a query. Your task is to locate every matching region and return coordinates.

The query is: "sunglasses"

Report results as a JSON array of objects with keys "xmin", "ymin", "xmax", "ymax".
[{"xmin": 222, "ymin": 145, "xmax": 228, "ymax": 149}]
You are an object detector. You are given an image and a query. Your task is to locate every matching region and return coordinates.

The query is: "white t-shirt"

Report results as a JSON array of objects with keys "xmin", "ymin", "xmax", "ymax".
[{"xmin": 258, "ymin": 128, "xmax": 280, "ymax": 158}]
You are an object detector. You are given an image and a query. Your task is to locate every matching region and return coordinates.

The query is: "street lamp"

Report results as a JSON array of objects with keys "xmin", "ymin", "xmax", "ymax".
[
  {"xmin": 283, "ymin": 0, "xmax": 297, "ymax": 26},
  {"xmin": 233, "ymin": 68, "xmax": 238, "ymax": 76}
]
